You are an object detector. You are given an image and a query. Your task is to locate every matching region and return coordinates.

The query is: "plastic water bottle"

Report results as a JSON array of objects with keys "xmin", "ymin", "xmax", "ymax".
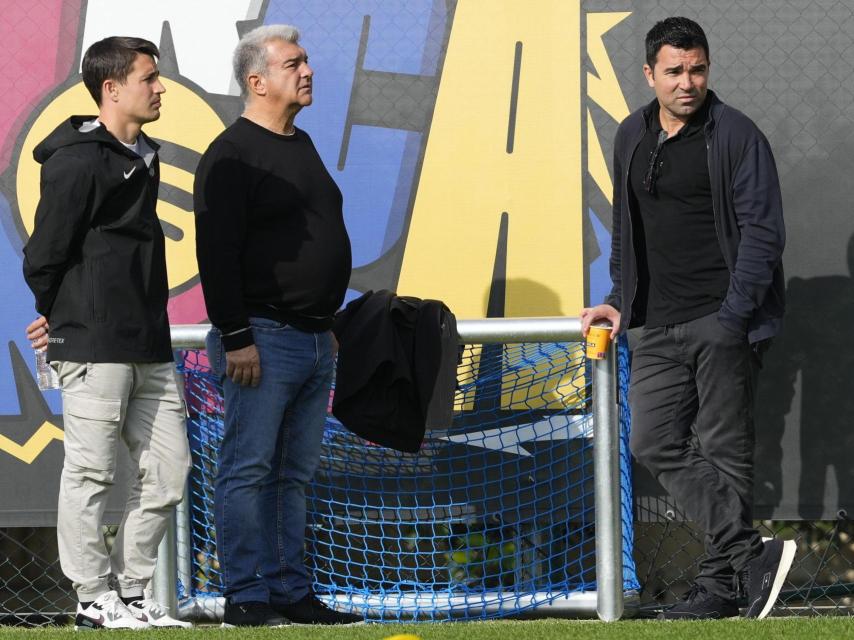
[{"xmin": 35, "ymin": 348, "xmax": 60, "ymax": 390}]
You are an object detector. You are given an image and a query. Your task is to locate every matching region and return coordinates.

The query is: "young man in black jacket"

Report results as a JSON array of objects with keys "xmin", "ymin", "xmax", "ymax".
[
  {"xmin": 23, "ymin": 37, "xmax": 190, "ymax": 629},
  {"xmin": 194, "ymin": 25, "xmax": 360, "ymax": 627},
  {"xmin": 580, "ymin": 17, "xmax": 793, "ymax": 620}
]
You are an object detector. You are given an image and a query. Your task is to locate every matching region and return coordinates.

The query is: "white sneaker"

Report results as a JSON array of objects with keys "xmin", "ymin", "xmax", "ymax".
[
  {"xmin": 127, "ymin": 598, "xmax": 192, "ymax": 628},
  {"xmin": 74, "ymin": 590, "xmax": 149, "ymax": 630}
]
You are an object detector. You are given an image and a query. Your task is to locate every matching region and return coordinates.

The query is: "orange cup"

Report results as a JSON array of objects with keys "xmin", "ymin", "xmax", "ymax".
[{"xmin": 586, "ymin": 325, "xmax": 611, "ymax": 360}]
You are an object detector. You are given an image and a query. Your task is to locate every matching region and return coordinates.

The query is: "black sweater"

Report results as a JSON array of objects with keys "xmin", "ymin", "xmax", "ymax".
[
  {"xmin": 23, "ymin": 116, "xmax": 172, "ymax": 363},
  {"xmin": 194, "ymin": 118, "xmax": 352, "ymax": 350}
]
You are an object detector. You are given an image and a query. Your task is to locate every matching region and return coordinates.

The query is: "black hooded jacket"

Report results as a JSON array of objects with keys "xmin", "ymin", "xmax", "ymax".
[{"xmin": 22, "ymin": 116, "xmax": 173, "ymax": 363}]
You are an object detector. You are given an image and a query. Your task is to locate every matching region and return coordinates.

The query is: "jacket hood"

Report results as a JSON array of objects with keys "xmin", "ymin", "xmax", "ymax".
[{"xmin": 32, "ymin": 115, "xmax": 158, "ymax": 164}]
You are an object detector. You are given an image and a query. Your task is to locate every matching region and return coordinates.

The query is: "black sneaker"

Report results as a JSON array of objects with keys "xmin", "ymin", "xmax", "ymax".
[
  {"xmin": 273, "ymin": 593, "xmax": 363, "ymax": 625},
  {"xmin": 222, "ymin": 601, "xmax": 289, "ymax": 627},
  {"xmin": 656, "ymin": 583, "xmax": 738, "ymax": 620},
  {"xmin": 740, "ymin": 538, "xmax": 796, "ymax": 619}
]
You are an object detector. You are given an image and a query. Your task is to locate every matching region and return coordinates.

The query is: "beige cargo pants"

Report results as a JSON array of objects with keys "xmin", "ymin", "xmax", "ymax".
[{"xmin": 54, "ymin": 361, "xmax": 191, "ymax": 601}]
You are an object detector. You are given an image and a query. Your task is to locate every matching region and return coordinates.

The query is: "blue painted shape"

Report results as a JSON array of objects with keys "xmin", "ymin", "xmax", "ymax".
[
  {"xmin": 332, "ymin": 125, "xmax": 410, "ymax": 266},
  {"xmin": 263, "ymin": 0, "xmax": 448, "ymax": 268},
  {"xmin": 588, "ymin": 208, "xmax": 613, "ymax": 306},
  {"xmin": 0, "ymin": 193, "xmax": 63, "ymax": 414},
  {"xmin": 343, "ymin": 288, "xmax": 364, "ymax": 305}
]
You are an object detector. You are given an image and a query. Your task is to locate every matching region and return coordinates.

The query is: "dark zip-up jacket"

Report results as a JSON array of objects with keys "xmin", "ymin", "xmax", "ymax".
[
  {"xmin": 22, "ymin": 116, "xmax": 173, "ymax": 363},
  {"xmin": 605, "ymin": 92, "xmax": 785, "ymax": 344}
]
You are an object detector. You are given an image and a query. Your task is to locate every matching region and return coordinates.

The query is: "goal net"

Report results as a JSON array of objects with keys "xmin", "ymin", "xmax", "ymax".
[{"xmin": 177, "ymin": 336, "xmax": 638, "ymax": 621}]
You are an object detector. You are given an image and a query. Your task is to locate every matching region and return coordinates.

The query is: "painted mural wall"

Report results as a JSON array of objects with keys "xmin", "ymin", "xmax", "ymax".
[{"xmin": 1, "ymin": 1, "xmax": 853, "ymax": 522}]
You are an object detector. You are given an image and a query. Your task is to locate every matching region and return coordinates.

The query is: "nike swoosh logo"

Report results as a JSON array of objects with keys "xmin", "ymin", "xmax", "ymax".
[{"xmin": 124, "ymin": 167, "xmax": 136, "ymax": 179}]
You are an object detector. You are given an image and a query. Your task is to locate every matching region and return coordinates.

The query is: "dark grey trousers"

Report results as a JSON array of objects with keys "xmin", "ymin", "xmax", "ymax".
[{"xmin": 629, "ymin": 311, "xmax": 764, "ymax": 600}]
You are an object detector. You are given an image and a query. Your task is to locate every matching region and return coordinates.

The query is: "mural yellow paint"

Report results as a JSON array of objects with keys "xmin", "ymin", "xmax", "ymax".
[
  {"xmin": 398, "ymin": 0, "xmax": 583, "ymax": 320},
  {"xmin": 586, "ymin": 12, "xmax": 631, "ymax": 124},
  {"xmin": 586, "ymin": 12, "xmax": 632, "ymax": 206},
  {"xmin": 0, "ymin": 422, "xmax": 63, "ymax": 465},
  {"xmin": 15, "ymin": 78, "xmax": 224, "ymax": 291},
  {"xmin": 499, "ymin": 344, "xmax": 586, "ymax": 410}
]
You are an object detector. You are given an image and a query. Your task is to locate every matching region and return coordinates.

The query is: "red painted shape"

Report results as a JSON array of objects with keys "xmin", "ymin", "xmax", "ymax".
[
  {"xmin": 0, "ymin": 0, "xmax": 83, "ymax": 172},
  {"xmin": 167, "ymin": 282, "xmax": 209, "ymax": 325}
]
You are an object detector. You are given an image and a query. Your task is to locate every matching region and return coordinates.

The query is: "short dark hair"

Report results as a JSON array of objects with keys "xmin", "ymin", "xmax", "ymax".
[
  {"xmin": 82, "ymin": 36, "xmax": 160, "ymax": 106},
  {"xmin": 645, "ymin": 17, "xmax": 709, "ymax": 70}
]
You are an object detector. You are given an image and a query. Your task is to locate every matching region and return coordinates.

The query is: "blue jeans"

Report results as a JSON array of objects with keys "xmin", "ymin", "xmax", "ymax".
[{"xmin": 207, "ymin": 318, "xmax": 334, "ymax": 605}]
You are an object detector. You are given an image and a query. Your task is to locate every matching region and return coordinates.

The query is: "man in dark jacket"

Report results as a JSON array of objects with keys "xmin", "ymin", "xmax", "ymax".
[
  {"xmin": 580, "ymin": 17, "xmax": 793, "ymax": 620},
  {"xmin": 22, "ymin": 36, "xmax": 190, "ymax": 630},
  {"xmin": 194, "ymin": 25, "xmax": 360, "ymax": 627}
]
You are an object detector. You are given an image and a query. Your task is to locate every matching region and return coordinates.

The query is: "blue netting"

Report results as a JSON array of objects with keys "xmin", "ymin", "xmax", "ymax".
[
  {"xmin": 177, "ymin": 338, "xmax": 637, "ymax": 620},
  {"xmin": 617, "ymin": 335, "xmax": 638, "ymax": 590}
]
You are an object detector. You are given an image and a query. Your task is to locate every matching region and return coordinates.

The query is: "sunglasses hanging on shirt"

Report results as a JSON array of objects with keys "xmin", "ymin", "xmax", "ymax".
[{"xmin": 643, "ymin": 129, "xmax": 668, "ymax": 194}]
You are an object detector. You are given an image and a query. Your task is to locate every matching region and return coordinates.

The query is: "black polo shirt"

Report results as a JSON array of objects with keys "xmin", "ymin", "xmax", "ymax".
[{"xmin": 628, "ymin": 98, "xmax": 730, "ymax": 328}]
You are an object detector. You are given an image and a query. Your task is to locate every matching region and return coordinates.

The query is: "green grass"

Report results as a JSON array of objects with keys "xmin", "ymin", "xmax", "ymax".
[{"xmin": 1, "ymin": 617, "xmax": 853, "ymax": 639}]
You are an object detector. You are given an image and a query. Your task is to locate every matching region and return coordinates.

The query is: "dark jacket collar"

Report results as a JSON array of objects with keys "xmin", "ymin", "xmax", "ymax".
[{"xmin": 641, "ymin": 90, "xmax": 722, "ymax": 135}]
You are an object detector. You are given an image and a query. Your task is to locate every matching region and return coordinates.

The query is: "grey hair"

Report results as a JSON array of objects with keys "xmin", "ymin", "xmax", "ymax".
[{"xmin": 233, "ymin": 24, "xmax": 300, "ymax": 98}]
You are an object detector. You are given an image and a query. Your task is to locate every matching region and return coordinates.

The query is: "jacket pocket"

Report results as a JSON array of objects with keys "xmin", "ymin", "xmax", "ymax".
[
  {"xmin": 62, "ymin": 393, "xmax": 122, "ymax": 473},
  {"xmin": 88, "ymin": 259, "xmax": 106, "ymax": 323},
  {"xmin": 64, "ymin": 393, "xmax": 121, "ymax": 422}
]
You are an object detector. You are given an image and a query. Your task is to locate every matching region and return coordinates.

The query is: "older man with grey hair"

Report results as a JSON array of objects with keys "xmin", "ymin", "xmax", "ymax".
[{"xmin": 193, "ymin": 25, "xmax": 359, "ymax": 627}]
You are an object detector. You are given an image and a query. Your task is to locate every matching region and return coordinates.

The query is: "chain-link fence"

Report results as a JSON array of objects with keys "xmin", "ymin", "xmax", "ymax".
[
  {"xmin": 0, "ymin": 526, "xmax": 128, "ymax": 627},
  {"xmin": 633, "ymin": 516, "xmax": 854, "ymax": 617},
  {"xmin": 0, "ymin": 527, "xmax": 71, "ymax": 626},
  {"xmin": 4, "ymin": 519, "xmax": 853, "ymax": 625}
]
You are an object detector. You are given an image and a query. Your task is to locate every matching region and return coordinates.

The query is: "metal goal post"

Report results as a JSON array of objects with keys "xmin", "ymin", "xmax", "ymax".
[{"xmin": 154, "ymin": 316, "xmax": 635, "ymax": 622}]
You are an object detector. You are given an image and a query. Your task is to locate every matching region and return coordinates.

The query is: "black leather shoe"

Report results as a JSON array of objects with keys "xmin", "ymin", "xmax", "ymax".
[
  {"xmin": 273, "ymin": 593, "xmax": 363, "ymax": 625},
  {"xmin": 222, "ymin": 601, "xmax": 289, "ymax": 627},
  {"xmin": 657, "ymin": 584, "xmax": 738, "ymax": 620}
]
